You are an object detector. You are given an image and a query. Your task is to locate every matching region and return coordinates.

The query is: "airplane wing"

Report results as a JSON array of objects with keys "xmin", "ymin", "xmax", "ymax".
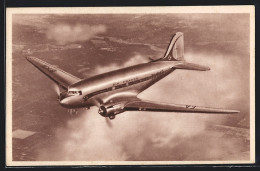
[
  {"xmin": 124, "ymin": 99, "xmax": 239, "ymax": 114},
  {"xmin": 26, "ymin": 56, "xmax": 81, "ymax": 90}
]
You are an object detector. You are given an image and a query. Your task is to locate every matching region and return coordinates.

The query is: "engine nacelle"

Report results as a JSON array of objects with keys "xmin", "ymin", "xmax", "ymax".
[{"xmin": 98, "ymin": 103, "xmax": 125, "ymax": 118}]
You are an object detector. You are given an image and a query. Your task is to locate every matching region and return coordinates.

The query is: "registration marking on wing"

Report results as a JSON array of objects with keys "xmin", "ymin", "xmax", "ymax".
[
  {"xmin": 41, "ymin": 64, "xmax": 57, "ymax": 73},
  {"xmin": 185, "ymin": 105, "xmax": 196, "ymax": 109}
]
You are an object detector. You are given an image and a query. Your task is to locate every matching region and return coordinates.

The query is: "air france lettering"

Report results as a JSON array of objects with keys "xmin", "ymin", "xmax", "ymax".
[
  {"xmin": 113, "ymin": 77, "xmax": 138, "ymax": 87},
  {"xmin": 152, "ymin": 70, "xmax": 165, "ymax": 79},
  {"xmin": 122, "ymin": 77, "xmax": 138, "ymax": 84}
]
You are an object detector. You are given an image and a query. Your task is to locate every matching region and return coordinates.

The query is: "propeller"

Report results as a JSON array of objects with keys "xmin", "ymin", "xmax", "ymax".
[
  {"xmin": 53, "ymin": 84, "xmax": 61, "ymax": 96},
  {"xmin": 105, "ymin": 117, "xmax": 113, "ymax": 128}
]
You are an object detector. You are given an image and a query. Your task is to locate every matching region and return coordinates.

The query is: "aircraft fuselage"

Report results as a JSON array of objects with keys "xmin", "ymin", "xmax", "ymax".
[{"xmin": 60, "ymin": 61, "xmax": 181, "ymax": 108}]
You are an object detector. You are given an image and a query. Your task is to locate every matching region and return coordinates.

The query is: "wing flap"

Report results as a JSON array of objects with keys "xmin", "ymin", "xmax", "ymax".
[
  {"xmin": 124, "ymin": 100, "xmax": 239, "ymax": 114},
  {"xmin": 26, "ymin": 56, "xmax": 81, "ymax": 89}
]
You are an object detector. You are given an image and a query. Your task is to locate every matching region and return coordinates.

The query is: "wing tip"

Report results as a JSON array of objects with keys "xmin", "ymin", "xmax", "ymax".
[
  {"xmin": 220, "ymin": 109, "xmax": 240, "ymax": 114},
  {"xmin": 230, "ymin": 110, "xmax": 240, "ymax": 114},
  {"xmin": 25, "ymin": 56, "xmax": 35, "ymax": 62},
  {"xmin": 205, "ymin": 66, "xmax": 211, "ymax": 71}
]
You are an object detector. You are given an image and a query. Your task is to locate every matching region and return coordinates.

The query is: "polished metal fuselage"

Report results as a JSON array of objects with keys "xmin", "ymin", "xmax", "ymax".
[{"xmin": 61, "ymin": 61, "xmax": 183, "ymax": 108}]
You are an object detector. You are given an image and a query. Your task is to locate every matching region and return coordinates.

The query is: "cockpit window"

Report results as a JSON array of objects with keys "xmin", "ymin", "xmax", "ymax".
[{"xmin": 68, "ymin": 91, "xmax": 82, "ymax": 95}]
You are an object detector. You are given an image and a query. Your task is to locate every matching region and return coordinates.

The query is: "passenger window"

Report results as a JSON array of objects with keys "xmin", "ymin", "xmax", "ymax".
[{"xmin": 68, "ymin": 91, "xmax": 82, "ymax": 95}]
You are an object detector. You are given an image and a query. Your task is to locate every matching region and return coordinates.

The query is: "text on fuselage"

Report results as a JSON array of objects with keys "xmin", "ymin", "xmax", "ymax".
[{"xmin": 112, "ymin": 69, "xmax": 166, "ymax": 87}]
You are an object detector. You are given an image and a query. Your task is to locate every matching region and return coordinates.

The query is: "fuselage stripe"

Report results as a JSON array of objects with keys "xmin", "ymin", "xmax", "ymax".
[{"xmin": 84, "ymin": 70, "xmax": 169, "ymax": 100}]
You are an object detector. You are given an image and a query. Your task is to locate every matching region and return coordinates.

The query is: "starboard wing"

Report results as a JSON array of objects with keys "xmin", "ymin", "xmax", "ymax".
[
  {"xmin": 26, "ymin": 56, "xmax": 81, "ymax": 90},
  {"xmin": 124, "ymin": 99, "xmax": 239, "ymax": 114}
]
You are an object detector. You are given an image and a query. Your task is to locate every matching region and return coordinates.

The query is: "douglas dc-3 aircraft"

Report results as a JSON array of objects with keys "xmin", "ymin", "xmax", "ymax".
[{"xmin": 26, "ymin": 32, "xmax": 239, "ymax": 120}]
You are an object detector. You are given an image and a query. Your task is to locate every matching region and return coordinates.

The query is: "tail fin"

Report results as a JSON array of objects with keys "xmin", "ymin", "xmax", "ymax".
[{"xmin": 161, "ymin": 32, "xmax": 184, "ymax": 61}]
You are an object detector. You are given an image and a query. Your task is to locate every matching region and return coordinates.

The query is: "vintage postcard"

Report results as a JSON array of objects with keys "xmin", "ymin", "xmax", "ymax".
[{"xmin": 6, "ymin": 6, "xmax": 255, "ymax": 166}]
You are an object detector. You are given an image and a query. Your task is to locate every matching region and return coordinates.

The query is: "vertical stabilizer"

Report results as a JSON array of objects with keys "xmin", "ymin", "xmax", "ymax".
[{"xmin": 162, "ymin": 32, "xmax": 184, "ymax": 61}]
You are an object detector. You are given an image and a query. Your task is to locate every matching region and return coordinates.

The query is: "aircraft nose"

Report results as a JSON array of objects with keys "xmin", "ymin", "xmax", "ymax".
[
  {"xmin": 59, "ymin": 97, "xmax": 72, "ymax": 108},
  {"xmin": 60, "ymin": 98, "xmax": 68, "ymax": 105}
]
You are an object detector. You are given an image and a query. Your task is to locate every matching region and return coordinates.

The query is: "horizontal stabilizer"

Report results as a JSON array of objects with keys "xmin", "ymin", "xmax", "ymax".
[{"xmin": 173, "ymin": 62, "xmax": 210, "ymax": 71}]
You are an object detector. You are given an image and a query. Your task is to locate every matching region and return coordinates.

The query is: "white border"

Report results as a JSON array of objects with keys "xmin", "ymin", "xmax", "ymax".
[{"xmin": 6, "ymin": 6, "xmax": 255, "ymax": 166}]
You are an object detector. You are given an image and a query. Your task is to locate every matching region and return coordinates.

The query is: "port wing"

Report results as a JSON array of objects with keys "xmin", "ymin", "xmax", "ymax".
[
  {"xmin": 124, "ymin": 99, "xmax": 239, "ymax": 114},
  {"xmin": 26, "ymin": 56, "xmax": 81, "ymax": 90}
]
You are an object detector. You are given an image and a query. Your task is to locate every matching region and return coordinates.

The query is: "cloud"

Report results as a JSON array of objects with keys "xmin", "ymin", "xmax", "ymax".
[
  {"xmin": 46, "ymin": 24, "xmax": 107, "ymax": 44},
  {"xmin": 37, "ymin": 52, "xmax": 249, "ymax": 161},
  {"xmin": 90, "ymin": 53, "xmax": 149, "ymax": 75},
  {"xmin": 37, "ymin": 109, "xmax": 128, "ymax": 161},
  {"xmin": 37, "ymin": 108, "xmax": 212, "ymax": 161}
]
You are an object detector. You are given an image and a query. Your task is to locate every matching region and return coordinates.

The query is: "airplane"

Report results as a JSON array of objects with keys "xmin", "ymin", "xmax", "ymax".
[{"xmin": 26, "ymin": 32, "xmax": 239, "ymax": 120}]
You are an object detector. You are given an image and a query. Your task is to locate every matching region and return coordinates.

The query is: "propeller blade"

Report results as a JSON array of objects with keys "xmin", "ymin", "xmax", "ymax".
[
  {"xmin": 53, "ymin": 84, "xmax": 60, "ymax": 96},
  {"xmin": 105, "ymin": 117, "xmax": 113, "ymax": 128}
]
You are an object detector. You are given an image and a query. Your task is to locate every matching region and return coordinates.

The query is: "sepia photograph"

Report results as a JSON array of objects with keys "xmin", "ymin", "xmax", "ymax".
[{"xmin": 6, "ymin": 6, "xmax": 255, "ymax": 165}]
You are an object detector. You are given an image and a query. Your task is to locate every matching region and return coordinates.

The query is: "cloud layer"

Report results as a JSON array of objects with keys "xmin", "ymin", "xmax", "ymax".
[
  {"xmin": 37, "ymin": 52, "xmax": 249, "ymax": 161},
  {"xmin": 46, "ymin": 24, "xmax": 106, "ymax": 44}
]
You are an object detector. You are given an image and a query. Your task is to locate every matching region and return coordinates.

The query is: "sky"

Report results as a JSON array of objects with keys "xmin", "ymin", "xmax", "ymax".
[{"xmin": 12, "ymin": 13, "xmax": 251, "ymax": 161}]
